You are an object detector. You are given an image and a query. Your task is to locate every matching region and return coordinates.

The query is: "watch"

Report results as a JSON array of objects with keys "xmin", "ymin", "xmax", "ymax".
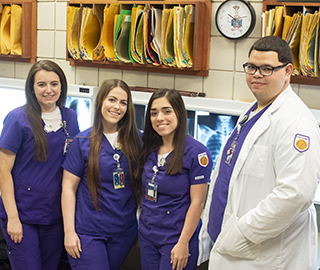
[{"xmin": 215, "ymin": 0, "xmax": 256, "ymax": 40}]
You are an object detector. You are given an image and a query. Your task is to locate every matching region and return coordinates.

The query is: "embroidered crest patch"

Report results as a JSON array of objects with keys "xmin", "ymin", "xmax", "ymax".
[
  {"xmin": 198, "ymin": 152, "xmax": 209, "ymax": 167},
  {"xmin": 293, "ymin": 134, "xmax": 310, "ymax": 153}
]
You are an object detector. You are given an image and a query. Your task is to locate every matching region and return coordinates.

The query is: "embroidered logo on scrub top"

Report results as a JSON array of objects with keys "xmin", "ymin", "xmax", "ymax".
[
  {"xmin": 293, "ymin": 134, "xmax": 310, "ymax": 152},
  {"xmin": 198, "ymin": 152, "xmax": 209, "ymax": 167}
]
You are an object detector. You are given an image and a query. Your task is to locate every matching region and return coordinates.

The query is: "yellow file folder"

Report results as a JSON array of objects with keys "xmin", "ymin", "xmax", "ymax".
[
  {"xmin": 163, "ymin": 8, "xmax": 175, "ymax": 66},
  {"xmin": 68, "ymin": 6, "xmax": 81, "ymax": 60},
  {"xmin": 101, "ymin": 3, "xmax": 120, "ymax": 62},
  {"xmin": 299, "ymin": 8, "xmax": 319, "ymax": 77},
  {"xmin": 0, "ymin": 5, "xmax": 11, "ymax": 55},
  {"xmin": 283, "ymin": 12, "xmax": 302, "ymax": 76},
  {"xmin": 10, "ymin": 4, "xmax": 22, "ymax": 55},
  {"xmin": 130, "ymin": 5, "xmax": 144, "ymax": 63},
  {"xmin": 183, "ymin": 5, "xmax": 195, "ymax": 67},
  {"xmin": 79, "ymin": 7, "xmax": 101, "ymax": 60}
]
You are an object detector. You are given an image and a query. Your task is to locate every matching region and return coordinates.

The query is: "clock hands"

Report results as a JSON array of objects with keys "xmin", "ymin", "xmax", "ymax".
[{"xmin": 228, "ymin": 14, "xmax": 247, "ymax": 20}]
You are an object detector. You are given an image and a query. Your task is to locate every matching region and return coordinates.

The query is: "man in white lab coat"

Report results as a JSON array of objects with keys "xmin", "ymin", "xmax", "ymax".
[{"xmin": 198, "ymin": 36, "xmax": 320, "ymax": 269}]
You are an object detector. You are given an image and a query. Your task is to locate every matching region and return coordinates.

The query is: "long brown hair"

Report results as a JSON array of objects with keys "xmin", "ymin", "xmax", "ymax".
[
  {"xmin": 25, "ymin": 60, "xmax": 67, "ymax": 161},
  {"xmin": 87, "ymin": 79, "xmax": 142, "ymax": 210},
  {"xmin": 135, "ymin": 89, "xmax": 187, "ymax": 203}
]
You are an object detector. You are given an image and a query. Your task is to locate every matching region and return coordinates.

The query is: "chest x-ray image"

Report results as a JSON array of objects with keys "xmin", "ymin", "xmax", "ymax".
[
  {"xmin": 197, "ymin": 112, "xmax": 238, "ymax": 170},
  {"xmin": 66, "ymin": 96, "xmax": 91, "ymax": 132}
]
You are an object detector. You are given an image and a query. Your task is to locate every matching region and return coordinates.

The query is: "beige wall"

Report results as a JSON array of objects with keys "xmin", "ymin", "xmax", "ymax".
[{"xmin": 0, "ymin": 0, "xmax": 319, "ymax": 110}]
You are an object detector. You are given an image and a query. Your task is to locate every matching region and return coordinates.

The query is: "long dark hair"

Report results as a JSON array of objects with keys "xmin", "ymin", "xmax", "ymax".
[
  {"xmin": 135, "ymin": 89, "xmax": 187, "ymax": 203},
  {"xmin": 87, "ymin": 79, "xmax": 142, "ymax": 210},
  {"xmin": 25, "ymin": 60, "xmax": 67, "ymax": 161}
]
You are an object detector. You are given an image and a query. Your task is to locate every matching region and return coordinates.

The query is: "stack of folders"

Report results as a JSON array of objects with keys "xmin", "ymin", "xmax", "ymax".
[
  {"xmin": 299, "ymin": 7, "xmax": 319, "ymax": 77},
  {"xmin": 0, "ymin": 4, "xmax": 22, "ymax": 56},
  {"xmin": 262, "ymin": 6, "xmax": 284, "ymax": 38},
  {"xmin": 262, "ymin": 6, "xmax": 320, "ymax": 77},
  {"xmin": 67, "ymin": 4, "xmax": 195, "ymax": 68},
  {"xmin": 282, "ymin": 10, "xmax": 302, "ymax": 76},
  {"xmin": 68, "ymin": 5, "xmax": 103, "ymax": 60}
]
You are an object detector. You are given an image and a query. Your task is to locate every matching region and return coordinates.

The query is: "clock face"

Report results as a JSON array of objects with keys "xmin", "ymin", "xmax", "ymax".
[{"xmin": 216, "ymin": 0, "xmax": 256, "ymax": 39}]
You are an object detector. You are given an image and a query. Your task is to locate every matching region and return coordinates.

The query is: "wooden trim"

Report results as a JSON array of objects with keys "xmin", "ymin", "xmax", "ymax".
[{"xmin": 130, "ymin": 86, "xmax": 203, "ymax": 96}]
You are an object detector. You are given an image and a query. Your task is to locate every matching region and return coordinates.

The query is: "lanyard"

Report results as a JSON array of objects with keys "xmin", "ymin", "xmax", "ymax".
[
  {"xmin": 235, "ymin": 115, "xmax": 249, "ymax": 142},
  {"xmin": 151, "ymin": 165, "xmax": 159, "ymax": 183},
  {"xmin": 113, "ymin": 153, "xmax": 121, "ymax": 169},
  {"xmin": 225, "ymin": 114, "xmax": 249, "ymax": 166},
  {"xmin": 61, "ymin": 120, "xmax": 70, "ymax": 138}
]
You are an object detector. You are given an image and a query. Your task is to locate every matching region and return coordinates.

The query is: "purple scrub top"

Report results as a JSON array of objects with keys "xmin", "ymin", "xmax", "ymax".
[
  {"xmin": 208, "ymin": 103, "xmax": 271, "ymax": 242},
  {"xmin": 0, "ymin": 106, "xmax": 80, "ymax": 225},
  {"xmin": 62, "ymin": 128, "xmax": 138, "ymax": 237},
  {"xmin": 139, "ymin": 135, "xmax": 213, "ymax": 245}
]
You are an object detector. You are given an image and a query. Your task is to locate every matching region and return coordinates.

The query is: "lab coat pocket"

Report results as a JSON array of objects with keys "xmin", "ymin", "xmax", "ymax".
[
  {"xmin": 216, "ymin": 214, "xmax": 260, "ymax": 260},
  {"xmin": 242, "ymin": 145, "xmax": 268, "ymax": 179}
]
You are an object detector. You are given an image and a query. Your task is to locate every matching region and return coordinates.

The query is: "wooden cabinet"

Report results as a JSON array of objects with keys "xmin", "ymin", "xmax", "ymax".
[
  {"xmin": 67, "ymin": 0, "xmax": 211, "ymax": 76},
  {"xmin": 0, "ymin": 0, "xmax": 37, "ymax": 63},
  {"xmin": 263, "ymin": 0, "xmax": 320, "ymax": 86}
]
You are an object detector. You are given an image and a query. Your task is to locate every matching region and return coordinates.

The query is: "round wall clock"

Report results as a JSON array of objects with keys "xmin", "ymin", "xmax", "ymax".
[{"xmin": 215, "ymin": 0, "xmax": 256, "ymax": 40}]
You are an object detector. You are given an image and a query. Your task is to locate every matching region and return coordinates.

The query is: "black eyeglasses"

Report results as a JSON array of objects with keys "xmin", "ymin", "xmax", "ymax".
[{"xmin": 243, "ymin": 63, "xmax": 288, "ymax": 76}]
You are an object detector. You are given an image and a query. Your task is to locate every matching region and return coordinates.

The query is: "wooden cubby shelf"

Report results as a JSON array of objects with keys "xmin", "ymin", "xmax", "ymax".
[
  {"xmin": 0, "ymin": 0, "xmax": 37, "ymax": 63},
  {"xmin": 263, "ymin": 0, "xmax": 320, "ymax": 86},
  {"xmin": 67, "ymin": 0, "xmax": 211, "ymax": 76}
]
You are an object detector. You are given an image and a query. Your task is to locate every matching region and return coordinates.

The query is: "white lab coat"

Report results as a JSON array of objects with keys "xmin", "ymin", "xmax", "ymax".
[{"xmin": 198, "ymin": 85, "xmax": 320, "ymax": 270}]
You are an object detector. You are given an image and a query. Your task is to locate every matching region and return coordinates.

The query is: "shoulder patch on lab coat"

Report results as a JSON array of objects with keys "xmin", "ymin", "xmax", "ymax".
[
  {"xmin": 293, "ymin": 134, "xmax": 310, "ymax": 152},
  {"xmin": 198, "ymin": 152, "xmax": 209, "ymax": 167}
]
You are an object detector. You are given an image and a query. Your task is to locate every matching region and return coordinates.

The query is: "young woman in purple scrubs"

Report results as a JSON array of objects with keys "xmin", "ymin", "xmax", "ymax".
[
  {"xmin": 0, "ymin": 60, "xmax": 80, "ymax": 270},
  {"xmin": 135, "ymin": 89, "xmax": 213, "ymax": 270},
  {"xmin": 61, "ymin": 79, "xmax": 142, "ymax": 270}
]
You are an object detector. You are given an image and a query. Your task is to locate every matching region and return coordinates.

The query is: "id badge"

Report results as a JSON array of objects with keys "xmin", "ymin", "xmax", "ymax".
[
  {"xmin": 146, "ymin": 179, "xmax": 158, "ymax": 202},
  {"xmin": 225, "ymin": 140, "xmax": 237, "ymax": 165},
  {"xmin": 63, "ymin": 138, "xmax": 73, "ymax": 155},
  {"xmin": 113, "ymin": 168, "xmax": 125, "ymax": 189}
]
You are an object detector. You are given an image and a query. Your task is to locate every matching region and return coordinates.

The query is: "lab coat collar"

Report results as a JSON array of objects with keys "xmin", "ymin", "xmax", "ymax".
[{"xmin": 267, "ymin": 84, "xmax": 293, "ymax": 115}]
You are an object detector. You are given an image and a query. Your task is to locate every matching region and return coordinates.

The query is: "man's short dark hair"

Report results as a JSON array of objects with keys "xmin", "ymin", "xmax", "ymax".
[{"xmin": 248, "ymin": 36, "xmax": 293, "ymax": 65}]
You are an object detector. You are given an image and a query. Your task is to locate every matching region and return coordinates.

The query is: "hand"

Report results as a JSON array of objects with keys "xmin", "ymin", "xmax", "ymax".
[
  {"xmin": 170, "ymin": 242, "xmax": 189, "ymax": 270},
  {"xmin": 64, "ymin": 231, "xmax": 82, "ymax": 259},
  {"xmin": 7, "ymin": 218, "xmax": 23, "ymax": 244}
]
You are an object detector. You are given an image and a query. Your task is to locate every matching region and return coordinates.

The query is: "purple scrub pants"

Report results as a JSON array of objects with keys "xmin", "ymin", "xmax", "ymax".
[
  {"xmin": 139, "ymin": 236, "xmax": 199, "ymax": 270},
  {"xmin": 0, "ymin": 218, "xmax": 63, "ymax": 270},
  {"xmin": 67, "ymin": 232, "xmax": 137, "ymax": 270}
]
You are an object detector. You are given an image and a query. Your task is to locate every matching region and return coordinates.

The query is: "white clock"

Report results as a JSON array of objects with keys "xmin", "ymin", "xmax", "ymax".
[{"xmin": 215, "ymin": 0, "xmax": 256, "ymax": 40}]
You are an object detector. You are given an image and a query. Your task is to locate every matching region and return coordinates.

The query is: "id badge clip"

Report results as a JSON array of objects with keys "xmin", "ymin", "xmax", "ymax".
[
  {"xmin": 146, "ymin": 166, "xmax": 158, "ymax": 202},
  {"xmin": 113, "ymin": 154, "xmax": 125, "ymax": 189}
]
